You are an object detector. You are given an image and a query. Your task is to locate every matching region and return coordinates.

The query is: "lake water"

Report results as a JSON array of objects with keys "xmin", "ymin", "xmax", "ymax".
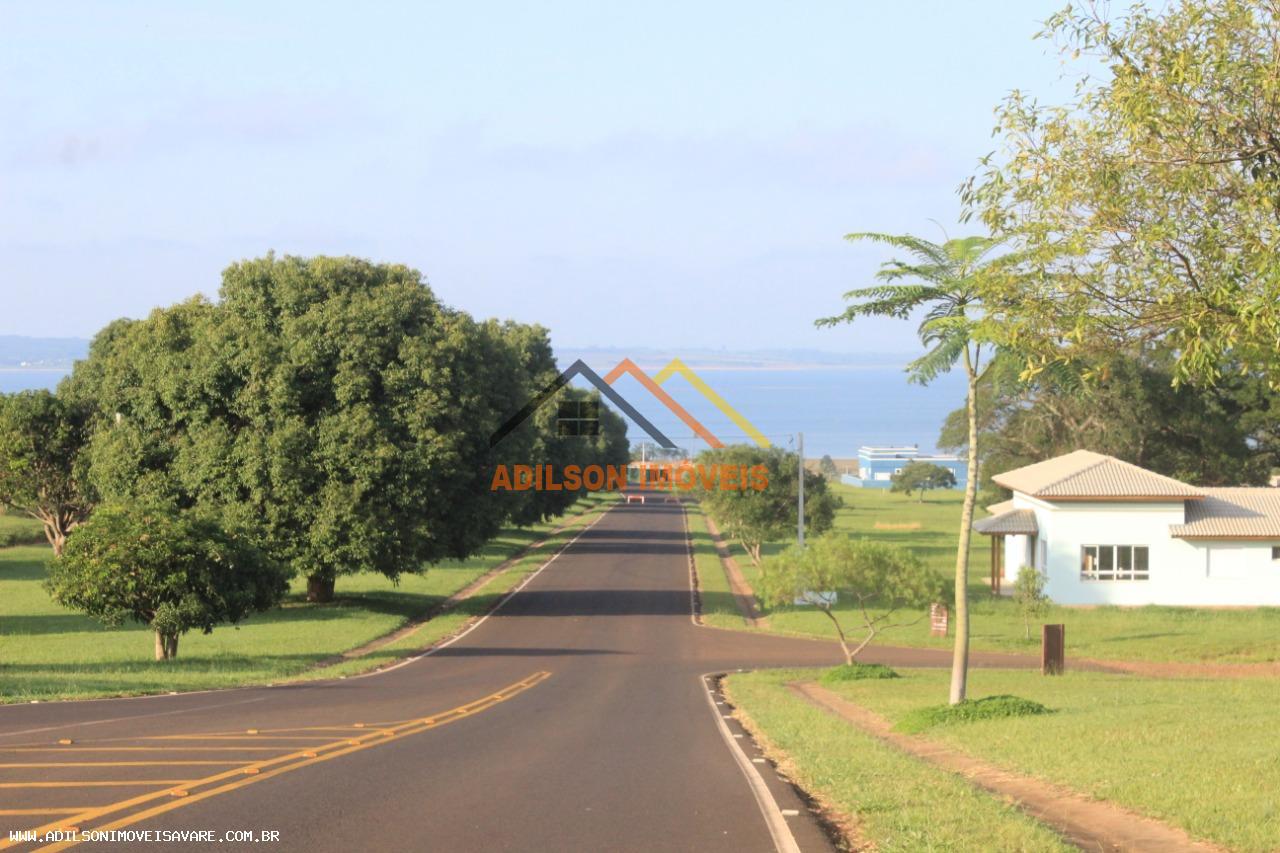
[
  {"xmin": 595, "ymin": 365, "xmax": 966, "ymax": 458},
  {"xmin": 0, "ymin": 370, "xmax": 70, "ymax": 394},
  {"xmin": 0, "ymin": 365, "xmax": 965, "ymax": 458}
]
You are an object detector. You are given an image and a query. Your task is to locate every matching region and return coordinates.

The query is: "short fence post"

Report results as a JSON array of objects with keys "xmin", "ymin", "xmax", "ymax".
[
  {"xmin": 929, "ymin": 603, "xmax": 949, "ymax": 637},
  {"xmin": 1042, "ymin": 623, "xmax": 1065, "ymax": 675}
]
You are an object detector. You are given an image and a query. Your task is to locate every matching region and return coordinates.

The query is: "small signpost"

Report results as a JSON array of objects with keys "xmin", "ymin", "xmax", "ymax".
[
  {"xmin": 929, "ymin": 603, "xmax": 948, "ymax": 636},
  {"xmin": 1042, "ymin": 623, "xmax": 1065, "ymax": 675}
]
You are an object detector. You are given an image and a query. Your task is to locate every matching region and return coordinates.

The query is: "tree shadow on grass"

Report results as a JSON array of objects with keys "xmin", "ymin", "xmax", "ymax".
[
  {"xmin": 0, "ymin": 614, "xmax": 110, "ymax": 636},
  {"xmin": 1095, "ymin": 631, "xmax": 1191, "ymax": 643},
  {"xmin": 269, "ymin": 591, "xmax": 456, "ymax": 622},
  {"xmin": 0, "ymin": 558, "xmax": 53, "ymax": 583}
]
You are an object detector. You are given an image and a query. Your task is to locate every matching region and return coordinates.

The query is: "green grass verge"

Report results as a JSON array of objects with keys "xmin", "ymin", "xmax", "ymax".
[
  {"xmin": 814, "ymin": 667, "xmax": 1280, "ymax": 851},
  {"xmin": 0, "ymin": 495, "xmax": 615, "ymax": 702},
  {"xmin": 713, "ymin": 485, "xmax": 1280, "ymax": 664},
  {"xmin": 684, "ymin": 502, "xmax": 746, "ymax": 630},
  {"xmin": 724, "ymin": 669, "xmax": 1074, "ymax": 852},
  {"xmin": 0, "ymin": 513, "xmax": 45, "ymax": 547}
]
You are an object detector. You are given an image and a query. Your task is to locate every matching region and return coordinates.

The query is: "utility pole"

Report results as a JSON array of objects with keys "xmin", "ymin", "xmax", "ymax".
[{"xmin": 797, "ymin": 431, "xmax": 805, "ymax": 547}]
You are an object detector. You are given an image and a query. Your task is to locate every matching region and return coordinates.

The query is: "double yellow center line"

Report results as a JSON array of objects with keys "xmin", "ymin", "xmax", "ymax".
[{"xmin": 4, "ymin": 671, "xmax": 551, "ymax": 852}]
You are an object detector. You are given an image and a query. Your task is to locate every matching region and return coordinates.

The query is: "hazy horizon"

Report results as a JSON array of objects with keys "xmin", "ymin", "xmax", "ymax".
[{"xmin": 3, "ymin": 1, "xmax": 1079, "ymax": 352}]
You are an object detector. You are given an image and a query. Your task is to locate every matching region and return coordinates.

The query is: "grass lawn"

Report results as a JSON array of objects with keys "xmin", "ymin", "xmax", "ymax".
[
  {"xmin": 685, "ymin": 503, "xmax": 745, "ymax": 630},
  {"xmin": 723, "ymin": 669, "xmax": 1074, "ymax": 852},
  {"xmin": 784, "ymin": 666, "xmax": 1280, "ymax": 852},
  {"xmin": 0, "ymin": 495, "xmax": 615, "ymax": 702},
  {"xmin": 709, "ymin": 485, "xmax": 1280, "ymax": 664},
  {"xmin": 0, "ymin": 512, "xmax": 45, "ymax": 547}
]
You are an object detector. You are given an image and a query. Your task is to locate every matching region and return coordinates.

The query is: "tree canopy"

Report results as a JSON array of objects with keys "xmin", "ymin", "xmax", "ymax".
[
  {"xmin": 0, "ymin": 390, "xmax": 94, "ymax": 555},
  {"xmin": 938, "ymin": 348, "xmax": 1280, "ymax": 501},
  {"xmin": 818, "ymin": 455, "xmax": 839, "ymax": 477},
  {"xmin": 696, "ymin": 445, "xmax": 840, "ymax": 566},
  {"xmin": 47, "ymin": 501, "xmax": 287, "ymax": 660},
  {"xmin": 964, "ymin": 0, "xmax": 1280, "ymax": 385},
  {"xmin": 759, "ymin": 536, "xmax": 946, "ymax": 665},
  {"xmin": 890, "ymin": 461, "xmax": 957, "ymax": 501},
  {"xmin": 63, "ymin": 254, "xmax": 616, "ymax": 601}
]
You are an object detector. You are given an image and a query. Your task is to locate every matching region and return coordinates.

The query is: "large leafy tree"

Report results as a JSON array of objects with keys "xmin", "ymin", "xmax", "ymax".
[
  {"xmin": 47, "ymin": 501, "xmax": 287, "ymax": 660},
  {"xmin": 818, "ymin": 232, "xmax": 1004, "ymax": 705},
  {"xmin": 69, "ymin": 255, "xmax": 551, "ymax": 602},
  {"xmin": 890, "ymin": 461, "xmax": 957, "ymax": 502},
  {"xmin": 0, "ymin": 390, "xmax": 94, "ymax": 555},
  {"xmin": 495, "ymin": 322, "xmax": 630, "ymax": 524},
  {"xmin": 697, "ymin": 444, "xmax": 840, "ymax": 566},
  {"xmin": 964, "ymin": 0, "xmax": 1280, "ymax": 385},
  {"xmin": 939, "ymin": 348, "xmax": 1280, "ymax": 502}
]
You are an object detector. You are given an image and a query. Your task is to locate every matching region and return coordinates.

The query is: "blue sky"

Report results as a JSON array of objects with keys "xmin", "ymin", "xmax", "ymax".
[{"xmin": 2, "ymin": 1, "xmax": 1078, "ymax": 352}]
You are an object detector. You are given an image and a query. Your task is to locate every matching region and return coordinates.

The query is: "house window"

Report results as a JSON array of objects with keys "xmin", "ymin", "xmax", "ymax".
[
  {"xmin": 1272, "ymin": 546, "xmax": 1280, "ymax": 561},
  {"xmin": 1081, "ymin": 545, "xmax": 1149, "ymax": 581}
]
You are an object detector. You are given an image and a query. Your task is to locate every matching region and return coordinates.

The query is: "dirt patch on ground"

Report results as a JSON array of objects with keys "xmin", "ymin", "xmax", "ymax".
[
  {"xmin": 701, "ymin": 514, "xmax": 769, "ymax": 627},
  {"xmin": 1083, "ymin": 657, "xmax": 1280, "ymax": 679},
  {"xmin": 872, "ymin": 521, "xmax": 923, "ymax": 531},
  {"xmin": 790, "ymin": 682, "xmax": 1226, "ymax": 853}
]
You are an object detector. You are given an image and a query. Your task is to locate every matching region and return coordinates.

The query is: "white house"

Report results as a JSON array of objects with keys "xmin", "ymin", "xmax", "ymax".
[{"xmin": 974, "ymin": 450, "xmax": 1280, "ymax": 606}]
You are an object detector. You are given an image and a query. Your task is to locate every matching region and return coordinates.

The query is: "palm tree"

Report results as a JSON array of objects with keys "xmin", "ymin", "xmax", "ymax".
[{"xmin": 817, "ymin": 232, "xmax": 1003, "ymax": 705}]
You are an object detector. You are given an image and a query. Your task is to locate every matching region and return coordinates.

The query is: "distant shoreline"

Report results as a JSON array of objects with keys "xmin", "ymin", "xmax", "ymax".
[{"xmin": 574, "ymin": 362, "xmax": 909, "ymax": 373}]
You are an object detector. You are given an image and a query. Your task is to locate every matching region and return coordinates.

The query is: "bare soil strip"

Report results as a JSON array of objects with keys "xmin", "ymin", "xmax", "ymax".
[
  {"xmin": 790, "ymin": 682, "xmax": 1226, "ymax": 853},
  {"xmin": 701, "ymin": 514, "xmax": 769, "ymax": 627},
  {"xmin": 1081, "ymin": 657, "xmax": 1280, "ymax": 679}
]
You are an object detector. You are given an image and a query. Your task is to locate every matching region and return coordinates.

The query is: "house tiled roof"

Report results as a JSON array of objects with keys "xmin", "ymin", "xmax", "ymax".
[
  {"xmin": 1170, "ymin": 488, "xmax": 1280, "ymax": 539},
  {"xmin": 973, "ymin": 508, "xmax": 1039, "ymax": 536},
  {"xmin": 992, "ymin": 450, "xmax": 1202, "ymax": 500},
  {"xmin": 985, "ymin": 499, "xmax": 1015, "ymax": 516}
]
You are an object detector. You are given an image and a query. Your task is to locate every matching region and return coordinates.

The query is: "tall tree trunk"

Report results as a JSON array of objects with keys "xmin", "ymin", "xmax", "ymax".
[
  {"xmin": 949, "ymin": 357, "xmax": 979, "ymax": 705},
  {"xmin": 307, "ymin": 574, "xmax": 335, "ymax": 603}
]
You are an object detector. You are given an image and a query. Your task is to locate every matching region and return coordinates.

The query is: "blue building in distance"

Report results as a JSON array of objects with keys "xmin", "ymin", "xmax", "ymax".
[{"xmin": 840, "ymin": 445, "xmax": 967, "ymax": 490}]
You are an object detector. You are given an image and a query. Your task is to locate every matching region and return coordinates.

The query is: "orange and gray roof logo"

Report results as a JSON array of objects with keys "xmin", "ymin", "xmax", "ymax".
[{"xmin": 489, "ymin": 357, "xmax": 769, "ymax": 450}]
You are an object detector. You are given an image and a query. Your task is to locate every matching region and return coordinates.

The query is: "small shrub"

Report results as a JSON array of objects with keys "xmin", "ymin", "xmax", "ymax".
[
  {"xmin": 820, "ymin": 662, "xmax": 900, "ymax": 683},
  {"xmin": 895, "ymin": 695, "xmax": 1051, "ymax": 734},
  {"xmin": 1012, "ymin": 565, "xmax": 1051, "ymax": 640}
]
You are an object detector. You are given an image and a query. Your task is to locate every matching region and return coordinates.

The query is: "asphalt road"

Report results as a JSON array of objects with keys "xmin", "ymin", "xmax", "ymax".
[{"xmin": 0, "ymin": 501, "xmax": 1036, "ymax": 853}]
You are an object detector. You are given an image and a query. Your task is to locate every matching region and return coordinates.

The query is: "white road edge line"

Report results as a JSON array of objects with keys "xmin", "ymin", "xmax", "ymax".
[
  {"xmin": 700, "ymin": 673, "xmax": 802, "ymax": 853},
  {"xmin": 347, "ymin": 503, "xmax": 615, "ymax": 678},
  {"xmin": 685, "ymin": 505, "xmax": 801, "ymax": 851}
]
